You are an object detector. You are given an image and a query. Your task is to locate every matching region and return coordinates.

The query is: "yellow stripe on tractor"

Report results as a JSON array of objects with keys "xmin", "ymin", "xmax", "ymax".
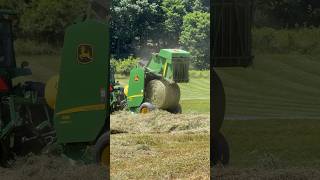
[
  {"xmin": 56, "ymin": 104, "xmax": 106, "ymax": 116},
  {"xmin": 127, "ymin": 94, "xmax": 144, "ymax": 100}
]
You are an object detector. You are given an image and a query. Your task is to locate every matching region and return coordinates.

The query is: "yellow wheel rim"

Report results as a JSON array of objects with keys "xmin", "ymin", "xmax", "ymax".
[
  {"xmin": 140, "ymin": 107, "xmax": 149, "ymax": 114},
  {"xmin": 101, "ymin": 145, "xmax": 110, "ymax": 167}
]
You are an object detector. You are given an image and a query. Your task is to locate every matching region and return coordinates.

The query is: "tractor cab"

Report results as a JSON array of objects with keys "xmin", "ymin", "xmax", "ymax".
[
  {"xmin": 0, "ymin": 10, "xmax": 16, "ymax": 68},
  {"xmin": 0, "ymin": 10, "xmax": 31, "ymax": 83}
]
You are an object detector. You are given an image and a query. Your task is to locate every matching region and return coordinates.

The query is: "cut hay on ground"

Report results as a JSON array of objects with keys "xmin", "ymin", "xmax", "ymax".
[
  {"xmin": 111, "ymin": 110, "xmax": 209, "ymax": 134},
  {"xmin": 0, "ymin": 154, "xmax": 108, "ymax": 180},
  {"xmin": 110, "ymin": 111, "xmax": 210, "ymax": 179}
]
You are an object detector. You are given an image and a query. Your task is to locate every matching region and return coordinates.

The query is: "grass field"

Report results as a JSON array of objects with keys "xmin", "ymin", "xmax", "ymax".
[
  {"xmin": 212, "ymin": 119, "xmax": 320, "ymax": 179},
  {"xmin": 223, "ymin": 119, "xmax": 320, "ymax": 168},
  {"xmin": 213, "ymin": 53, "xmax": 320, "ymax": 178},
  {"xmin": 216, "ymin": 54, "xmax": 320, "ymax": 119}
]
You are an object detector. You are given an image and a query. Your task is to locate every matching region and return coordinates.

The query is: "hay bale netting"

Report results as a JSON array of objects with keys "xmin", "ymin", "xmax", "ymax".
[{"xmin": 145, "ymin": 79, "xmax": 180, "ymax": 110}]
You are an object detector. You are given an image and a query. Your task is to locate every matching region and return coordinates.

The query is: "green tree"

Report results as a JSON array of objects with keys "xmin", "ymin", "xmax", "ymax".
[
  {"xmin": 161, "ymin": 0, "xmax": 186, "ymax": 46},
  {"xmin": 183, "ymin": 0, "xmax": 209, "ymax": 12},
  {"xmin": 20, "ymin": 0, "xmax": 87, "ymax": 44},
  {"xmin": 255, "ymin": 0, "xmax": 320, "ymax": 27},
  {"xmin": 0, "ymin": 0, "xmax": 29, "ymax": 36},
  {"xmin": 180, "ymin": 11, "xmax": 210, "ymax": 69},
  {"xmin": 111, "ymin": 0, "xmax": 165, "ymax": 57}
]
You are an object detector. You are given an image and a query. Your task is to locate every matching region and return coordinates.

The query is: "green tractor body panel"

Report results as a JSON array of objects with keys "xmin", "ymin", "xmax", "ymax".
[
  {"xmin": 146, "ymin": 49, "xmax": 190, "ymax": 83},
  {"xmin": 53, "ymin": 19, "xmax": 109, "ymax": 144},
  {"xmin": 127, "ymin": 66, "xmax": 145, "ymax": 110},
  {"xmin": 159, "ymin": 49, "xmax": 191, "ymax": 59}
]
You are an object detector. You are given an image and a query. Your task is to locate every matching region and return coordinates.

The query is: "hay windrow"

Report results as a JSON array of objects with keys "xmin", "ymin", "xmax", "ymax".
[
  {"xmin": 110, "ymin": 110, "xmax": 209, "ymax": 134},
  {"xmin": 0, "ymin": 154, "xmax": 108, "ymax": 180}
]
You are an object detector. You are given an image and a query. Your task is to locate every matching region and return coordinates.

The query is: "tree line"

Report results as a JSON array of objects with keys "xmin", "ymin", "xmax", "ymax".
[
  {"xmin": 1, "ymin": 0, "xmax": 320, "ymax": 69},
  {"xmin": 255, "ymin": 0, "xmax": 320, "ymax": 28}
]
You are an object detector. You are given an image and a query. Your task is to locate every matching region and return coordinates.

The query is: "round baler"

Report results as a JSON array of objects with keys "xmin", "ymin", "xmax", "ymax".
[{"xmin": 125, "ymin": 49, "xmax": 190, "ymax": 114}]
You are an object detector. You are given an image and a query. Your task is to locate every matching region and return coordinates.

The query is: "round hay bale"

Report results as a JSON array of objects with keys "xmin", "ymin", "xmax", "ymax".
[{"xmin": 145, "ymin": 79, "xmax": 180, "ymax": 110}]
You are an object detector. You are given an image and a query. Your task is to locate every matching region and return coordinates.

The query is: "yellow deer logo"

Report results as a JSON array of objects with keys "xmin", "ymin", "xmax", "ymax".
[
  {"xmin": 134, "ymin": 75, "xmax": 139, "ymax": 81},
  {"xmin": 78, "ymin": 44, "xmax": 93, "ymax": 64}
]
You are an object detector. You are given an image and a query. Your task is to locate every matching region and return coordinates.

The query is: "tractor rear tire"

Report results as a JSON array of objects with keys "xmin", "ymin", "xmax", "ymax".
[
  {"xmin": 145, "ymin": 79, "xmax": 180, "ymax": 110},
  {"xmin": 212, "ymin": 132, "xmax": 229, "ymax": 166},
  {"xmin": 212, "ymin": 70, "xmax": 226, "ymax": 134},
  {"xmin": 0, "ymin": 139, "xmax": 11, "ymax": 168},
  {"xmin": 95, "ymin": 132, "xmax": 110, "ymax": 167}
]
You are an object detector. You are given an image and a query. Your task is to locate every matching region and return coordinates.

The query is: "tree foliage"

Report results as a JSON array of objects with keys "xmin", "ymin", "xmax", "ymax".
[
  {"xmin": 21, "ymin": 0, "xmax": 87, "ymax": 43},
  {"xmin": 111, "ymin": 0, "xmax": 164, "ymax": 57},
  {"xmin": 0, "ymin": 0, "xmax": 87, "ymax": 44},
  {"xmin": 6, "ymin": 0, "xmax": 320, "ymax": 69},
  {"xmin": 161, "ymin": 0, "xmax": 186, "ymax": 44},
  {"xmin": 255, "ymin": 0, "xmax": 320, "ymax": 28},
  {"xmin": 180, "ymin": 11, "xmax": 210, "ymax": 69}
]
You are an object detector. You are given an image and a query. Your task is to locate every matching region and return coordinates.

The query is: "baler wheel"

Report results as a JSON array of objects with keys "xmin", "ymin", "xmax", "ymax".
[
  {"xmin": 139, "ymin": 102, "xmax": 155, "ymax": 114},
  {"xmin": 212, "ymin": 132, "xmax": 229, "ymax": 166},
  {"xmin": 95, "ymin": 132, "xmax": 110, "ymax": 167},
  {"xmin": 212, "ymin": 70, "xmax": 226, "ymax": 133}
]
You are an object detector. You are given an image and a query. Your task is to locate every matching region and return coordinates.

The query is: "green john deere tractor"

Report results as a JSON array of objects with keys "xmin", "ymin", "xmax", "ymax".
[
  {"xmin": 0, "ymin": 10, "xmax": 55, "ymax": 166},
  {"xmin": 0, "ymin": 0, "xmax": 111, "ymax": 167}
]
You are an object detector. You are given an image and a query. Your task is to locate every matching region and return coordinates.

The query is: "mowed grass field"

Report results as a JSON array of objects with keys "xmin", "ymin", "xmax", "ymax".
[
  {"xmin": 216, "ymin": 54, "xmax": 320, "ymax": 119},
  {"xmin": 213, "ymin": 53, "xmax": 320, "ymax": 178}
]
